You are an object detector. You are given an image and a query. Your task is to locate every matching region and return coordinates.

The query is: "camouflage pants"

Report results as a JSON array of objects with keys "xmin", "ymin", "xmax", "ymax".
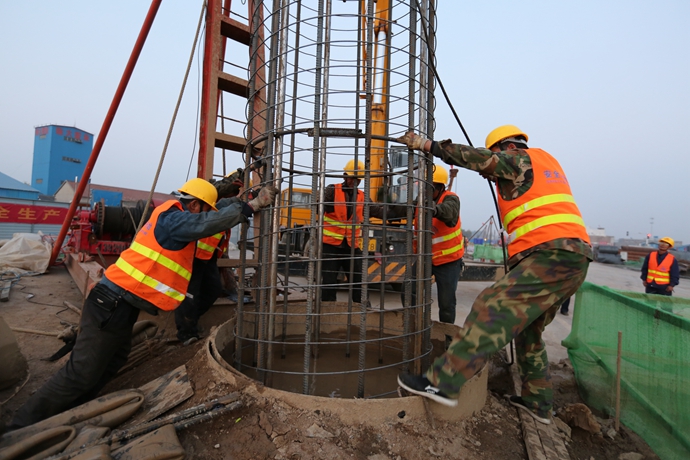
[{"xmin": 427, "ymin": 249, "xmax": 589, "ymax": 413}]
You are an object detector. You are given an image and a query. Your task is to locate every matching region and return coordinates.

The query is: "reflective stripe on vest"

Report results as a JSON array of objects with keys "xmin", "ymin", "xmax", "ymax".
[
  {"xmin": 646, "ymin": 252, "xmax": 674, "ymax": 285},
  {"xmin": 104, "ymin": 200, "xmax": 196, "ymax": 311},
  {"xmin": 322, "ymin": 184, "xmax": 364, "ymax": 249},
  {"xmin": 497, "ymin": 148, "xmax": 590, "ymax": 258},
  {"xmin": 197, "ymin": 232, "xmax": 224, "ymax": 260},
  {"xmin": 414, "ymin": 190, "xmax": 464, "ymax": 266},
  {"xmin": 127, "ymin": 241, "xmax": 192, "ymax": 280},
  {"xmin": 114, "ymin": 257, "xmax": 186, "ymax": 303}
]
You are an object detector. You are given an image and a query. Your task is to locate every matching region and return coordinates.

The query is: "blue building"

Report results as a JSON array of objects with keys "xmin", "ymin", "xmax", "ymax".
[
  {"xmin": 31, "ymin": 125, "xmax": 94, "ymax": 196},
  {"xmin": 0, "ymin": 171, "xmax": 40, "ymax": 200}
]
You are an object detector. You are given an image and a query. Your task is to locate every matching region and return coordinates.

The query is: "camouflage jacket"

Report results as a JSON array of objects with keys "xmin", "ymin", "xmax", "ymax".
[
  {"xmin": 434, "ymin": 190, "xmax": 460, "ymax": 228},
  {"xmin": 430, "ymin": 140, "xmax": 592, "ymax": 266}
]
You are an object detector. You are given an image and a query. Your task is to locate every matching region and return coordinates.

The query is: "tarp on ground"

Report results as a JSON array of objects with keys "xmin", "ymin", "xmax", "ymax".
[{"xmin": 0, "ymin": 232, "xmax": 52, "ymax": 274}]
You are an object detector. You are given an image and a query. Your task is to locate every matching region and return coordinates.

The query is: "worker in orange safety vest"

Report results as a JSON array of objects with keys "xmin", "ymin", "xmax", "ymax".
[
  {"xmin": 174, "ymin": 169, "xmax": 248, "ymax": 345},
  {"xmin": 641, "ymin": 236, "xmax": 679, "ymax": 296},
  {"xmin": 395, "ymin": 125, "xmax": 592, "ymax": 426},
  {"xmin": 407, "ymin": 164, "xmax": 464, "ymax": 348},
  {"xmin": 321, "ymin": 160, "xmax": 388, "ymax": 304},
  {"xmin": 10, "ymin": 178, "xmax": 277, "ymax": 429}
]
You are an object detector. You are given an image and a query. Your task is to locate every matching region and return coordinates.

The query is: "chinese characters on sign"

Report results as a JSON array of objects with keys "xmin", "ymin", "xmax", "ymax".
[
  {"xmin": 35, "ymin": 126, "xmax": 91, "ymax": 142},
  {"xmin": 0, "ymin": 203, "xmax": 68, "ymax": 225}
]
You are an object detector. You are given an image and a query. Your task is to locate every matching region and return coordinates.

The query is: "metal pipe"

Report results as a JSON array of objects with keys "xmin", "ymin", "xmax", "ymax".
[{"xmin": 48, "ymin": 0, "xmax": 163, "ymax": 267}]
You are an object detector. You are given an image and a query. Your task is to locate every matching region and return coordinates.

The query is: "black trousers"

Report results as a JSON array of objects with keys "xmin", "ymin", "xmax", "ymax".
[
  {"xmin": 645, "ymin": 284, "xmax": 673, "ymax": 296},
  {"xmin": 174, "ymin": 256, "xmax": 223, "ymax": 340},
  {"xmin": 407, "ymin": 258, "xmax": 464, "ymax": 324},
  {"xmin": 11, "ymin": 284, "xmax": 140, "ymax": 428},
  {"xmin": 321, "ymin": 242, "xmax": 362, "ymax": 303}
]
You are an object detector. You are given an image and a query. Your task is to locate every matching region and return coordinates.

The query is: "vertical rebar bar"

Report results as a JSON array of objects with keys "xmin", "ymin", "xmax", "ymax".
[
  {"xmin": 281, "ymin": 0, "xmax": 303, "ymax": 360},
  {"xmin": 305, "ymin": 0, "xmax": 328, "ymax": 395},
  {"xmin": 265, "ymin": 0, "xmax": 290, "ymax": 387},
  {"xmin": 357, "ymin": 0, "xmax": 376, "ymax": 398},
  {"xmin": 313, "ymin": 0, "xmax": 334, "ymax": 364}
]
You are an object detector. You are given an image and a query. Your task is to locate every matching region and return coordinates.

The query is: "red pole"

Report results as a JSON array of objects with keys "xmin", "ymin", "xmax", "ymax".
[
  {"xmin": 198, "ymin": 0, "xmax": 220, "ymax": 180},
  {"xmin": 49, "ymin": 0, "xmax": 163, "ymax": 266}
]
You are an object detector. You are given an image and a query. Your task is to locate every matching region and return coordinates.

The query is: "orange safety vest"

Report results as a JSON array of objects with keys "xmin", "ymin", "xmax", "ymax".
[
  {"xmin": 646, "ymin": 252, "xmax": 675, "ymax": 285},
  {"xmin": 414, "ymin": 190, "xmax": 464, "ymax": 266},
  {"xmin": 196, "ymin": 230, "xmax": 229, "ymax": 260},
  {"xmin": 322, "ymin": 183, "xmax": 364, "ymax": 249},
  {"xmin": 497, "ymin": 148, "xmax": 590, "ymax": 258},
  {"xmin": 104, "ymin": 200, "xmax": 195, "ymax": 311}
]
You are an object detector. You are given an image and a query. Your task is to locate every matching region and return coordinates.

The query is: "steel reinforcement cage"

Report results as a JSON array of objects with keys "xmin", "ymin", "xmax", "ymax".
[{"xmin": 227, "ymin": 0, "xmax": 439, "ymax": 398}]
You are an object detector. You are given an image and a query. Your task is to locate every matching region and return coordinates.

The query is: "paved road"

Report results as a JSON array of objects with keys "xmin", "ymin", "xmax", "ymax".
[
  {"xmin": 289, "ymin": 260, "xmax": 687, "ymax": 364},
  {"xmin": 446, "ymin": 262, "xmax": 690, "ymax": 363}
]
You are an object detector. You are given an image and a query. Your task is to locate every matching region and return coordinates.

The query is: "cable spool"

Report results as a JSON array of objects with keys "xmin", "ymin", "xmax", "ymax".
[{"xmin": 97, "ymin": 200, "xmax": 155, "ymax": 239}]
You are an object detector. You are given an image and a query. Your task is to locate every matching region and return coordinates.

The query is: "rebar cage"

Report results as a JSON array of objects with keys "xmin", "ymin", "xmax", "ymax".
[{"xmin": 212, "ymin": 0, "xmax": 439, "ymax": 398}]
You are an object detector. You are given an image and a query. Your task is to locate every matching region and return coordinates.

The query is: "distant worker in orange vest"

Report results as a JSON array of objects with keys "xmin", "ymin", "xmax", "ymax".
[
  {"xmin": 641, "ymin": 236, "xmax": 679, "ymax": 296},
  {"xmin": 408, "ymin": 164, "xmax": 464, "ymax": 348},
  {"xmin": 10, "ymin": 178, "xmax": 277, "ymax": 429},
  {"xmin": 395, "ymin": 125, "xmax": 592, "ymax": 426},
  {"xmin": 321, "ymin": 160, "xmax": 388, "ymax": 304}
]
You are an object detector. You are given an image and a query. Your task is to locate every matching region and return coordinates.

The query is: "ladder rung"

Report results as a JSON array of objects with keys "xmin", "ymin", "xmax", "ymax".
[
  {"xmin": 220, "ymin": 16, "xmax": 250, "ymax": 45},
  {"xmin": 219, "ymin": 72, "xmax": 249, "ymax": 97},
  {"xmin": 215, "ymin": 132, "xmax": 247, "ymax": 152}
]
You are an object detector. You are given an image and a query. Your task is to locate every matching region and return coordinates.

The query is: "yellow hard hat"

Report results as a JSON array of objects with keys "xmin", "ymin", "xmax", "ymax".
[
  {"xmin": 432, "ymin": 164, "xmax": 448, "ymax": 185},
  {"xmin": 226, "ymin": 169, "xmax": 252, "ymax": 187},
  {"xmin": 659, "ymin": 236, "xmax": 674, "ymax": 248},
  {"xmin": 485, "ymin": 125, "xmax": 529, "ymax": 149},
  {"xmin": 178, "ymin": 178, "xmax": 218, "ymax": 211},
  {"xmin": 344, "ymin": 159, "xmax": 365, "ymax": 178}
]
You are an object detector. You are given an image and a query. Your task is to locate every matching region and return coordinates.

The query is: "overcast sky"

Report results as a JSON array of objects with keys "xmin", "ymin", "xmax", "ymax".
[{"xmin": 1, "ymin": 1, "xmax": 688, "ymax": 244}]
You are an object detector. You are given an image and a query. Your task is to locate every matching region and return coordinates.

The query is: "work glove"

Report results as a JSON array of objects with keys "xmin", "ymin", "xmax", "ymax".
[
  {"xmin": 395, "ymin": 130, "xmax": 428, "ymax": 151},
  {"xmin": 211, "ymin": 168, "xmax": 245, "ymax": 199},
  {"xmin": 248, "ymin": 185, "xmax": 278, "ymax": 210}
]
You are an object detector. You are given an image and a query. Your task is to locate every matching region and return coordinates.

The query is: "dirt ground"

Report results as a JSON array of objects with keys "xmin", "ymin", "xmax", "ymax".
[{"xmin": 0, "ymin": 266, "xmax": 659, "ymax": 459}]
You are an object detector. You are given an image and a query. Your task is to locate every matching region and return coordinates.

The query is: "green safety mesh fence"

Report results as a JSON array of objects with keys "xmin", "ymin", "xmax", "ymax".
[
  {"xmin": 472, "ymin": 245, "xmax": 504, "ymax": 263},
  {"xmin": 562, "ymin": 282, "xmax": 690, "ymax": 460}
]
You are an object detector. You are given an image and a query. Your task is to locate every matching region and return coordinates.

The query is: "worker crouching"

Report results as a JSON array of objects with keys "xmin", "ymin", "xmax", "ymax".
[{"xmin": 9, "ymin": 178, "xmax": 277, "ymax": 429}]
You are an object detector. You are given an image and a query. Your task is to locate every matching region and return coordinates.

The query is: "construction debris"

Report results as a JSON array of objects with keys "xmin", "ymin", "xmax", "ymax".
[
  {"xmin": 120, "ymin": 365, "xmax": 193, "ymax": 429},
  {"xmin": 560, "ymin": 403, "xmax": 602, "ymax": 435}
]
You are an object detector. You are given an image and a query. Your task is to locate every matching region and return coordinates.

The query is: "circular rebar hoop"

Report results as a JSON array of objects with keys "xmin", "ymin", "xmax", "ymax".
[{"xmin": 236, "ymin": 0, "xmax": 437, "ymax": 399}]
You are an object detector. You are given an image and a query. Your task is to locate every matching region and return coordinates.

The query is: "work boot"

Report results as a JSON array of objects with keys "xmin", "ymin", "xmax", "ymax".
[
  {"xmin": 182, "ymin": 336, "xmax": 199, "ymax": 346},
  {"xmin": 397, "ymin": 373, "xmax": 458, "ymax": 407},
  {"xmin": 505, "ymin": 395, "xmax": 551, "ymax": 425}
]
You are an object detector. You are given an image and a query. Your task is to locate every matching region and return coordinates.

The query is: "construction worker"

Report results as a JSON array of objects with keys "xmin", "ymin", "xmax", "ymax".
[
  {"xmin": 10, "ymin": 178, "xmax": 277, "ymax": 429},
  {"xmin": 407, "ymin": 164, "xmax": 464, "ymax": 347},
  {"xmin": 174, "ymin": 170, "xmax": 246, "ymax": 345},
  {"xmin": 321, "ymin": 160, "xmax": 387, "ymax": 304},
  {"xmin": 641, "ymin": 236, "xmax": 679, "ymax": 296},
  {"xmin": 395, "ymin": 125, "xmax": 592, "ymax": 425}
]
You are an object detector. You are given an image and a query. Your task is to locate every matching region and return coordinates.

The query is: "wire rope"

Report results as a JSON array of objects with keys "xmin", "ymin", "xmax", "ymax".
[{"xmin": 136, "ymin": 0, "xmax": 208, "ymax": 234}]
